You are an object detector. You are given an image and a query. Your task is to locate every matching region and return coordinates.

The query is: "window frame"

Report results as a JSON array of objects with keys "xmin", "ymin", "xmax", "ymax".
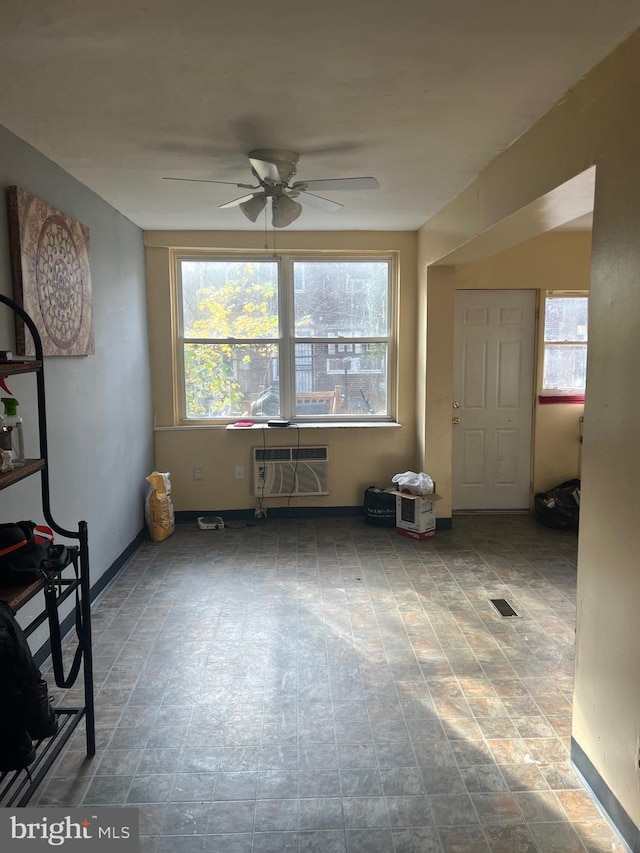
[
  {"xmin": 174, "ymin": 251, "xmax": 397, "ymax": 424},
  {"xmin": 540, "ymin": 291, "xmax": 588, "ymax": 403}
]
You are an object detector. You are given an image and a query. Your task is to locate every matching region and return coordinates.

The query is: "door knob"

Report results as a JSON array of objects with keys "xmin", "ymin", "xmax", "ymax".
[
  {"xmin": 453, "ymin": 401, "xmax": 460, "ymax": 409},
  {"xmin": 452, "ymin": 417, "xmax": 461, "ymax": 425}
]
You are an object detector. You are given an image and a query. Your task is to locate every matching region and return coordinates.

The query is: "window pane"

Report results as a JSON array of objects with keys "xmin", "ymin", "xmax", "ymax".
[
  {"xmin": 543, "ymin": 344, "xmax": 587, "ymax": 391},
  {"xmin": 294, "ymin": 343, "xmax": 388, "ymax": 416},
  {"xmin": 184, "ymin": 342, "xmax": 279, "ymax": 418},
  {"xmin": 181, "ymin": 260, "xmax": 278, "ymax": 339},
  {"xmin": 544, "ymin": 297, "xmax": 588, "ymax": 342},
  {"xmin": 293, "ymin": 261, "xmax": 388, "ymax": 337}
]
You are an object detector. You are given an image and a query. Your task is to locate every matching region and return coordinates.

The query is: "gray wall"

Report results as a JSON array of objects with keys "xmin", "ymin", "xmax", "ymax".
[{"xmin": 0, "ymin": 124, "xmax": 154, "ymax": 640}]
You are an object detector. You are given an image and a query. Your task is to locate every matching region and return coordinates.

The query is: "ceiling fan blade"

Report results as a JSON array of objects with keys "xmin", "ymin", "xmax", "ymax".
[
  {"xmin": 249, "ymin": 158, "xmax": 282, "ymax": 184},
  {"xmin": 163, "ymin": 177, "xmax": 256, "ymax": 189},
  {"xmin": 218, "ymin": 193, "xmax": 260, "ymax": 209},
  {"xmin": 292, "ymin": 177, "xmax": 379, "ymax": 191},
  {"xmin": 299, "ymin": 191, "xmax": 343, "ymax": 213}
]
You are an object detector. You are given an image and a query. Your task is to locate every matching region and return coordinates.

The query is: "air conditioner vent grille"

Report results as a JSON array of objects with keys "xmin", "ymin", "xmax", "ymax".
[
  {"xmin": 253, "ymin": 446, "xmax": 329, "ymax": 497},
  {"xmin": 255, "ymin": 447, "xmax": 292, "ymax": 462},
  {"xmin": 293, "ymin": 447, "xmax": 328, "ymax": 461}
]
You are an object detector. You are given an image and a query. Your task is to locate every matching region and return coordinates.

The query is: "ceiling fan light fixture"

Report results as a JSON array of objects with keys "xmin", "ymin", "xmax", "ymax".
[
  {"xmin": 272, "ymin": 194, "xmax": 302, "ymax": 228},
  {"xmin": 239, "ymin": 195, "xmax": 266, "ymax": 222}
]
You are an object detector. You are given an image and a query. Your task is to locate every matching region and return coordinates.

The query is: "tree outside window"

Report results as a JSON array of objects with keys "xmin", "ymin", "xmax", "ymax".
[{"xmin": 178, "ymin": 256, "xmax": 393, "ymax": 421}]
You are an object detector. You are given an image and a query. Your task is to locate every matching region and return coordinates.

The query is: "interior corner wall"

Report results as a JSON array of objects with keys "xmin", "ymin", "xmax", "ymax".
[
  {"xmin": 417, "ymin": 28, "xmax": 640, "ymax": 838},
  {"xmin": 144, "ymin": 231, "xmax": 419, "ymax": 513},
  {"xmin": 572, "ymin": 140, "xmax": 640, "ymax": 834},
  {"xmin": 0, "ymin": 124, "xmax": 154, "ymax": 641},
  {"xmin": 422, "ymin": 264, "xmax": 455, "ymax": 517}
]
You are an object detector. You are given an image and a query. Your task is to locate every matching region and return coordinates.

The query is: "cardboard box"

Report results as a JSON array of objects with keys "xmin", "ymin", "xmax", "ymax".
[{"xmin": 391, "ymin": 490, "xmax": 443, "ymax": 540}]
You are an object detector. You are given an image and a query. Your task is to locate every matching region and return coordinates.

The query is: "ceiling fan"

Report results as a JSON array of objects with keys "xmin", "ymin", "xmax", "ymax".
[{"xmin": 163, "ymin": 148, "xmax": 379, "ymax": 227}]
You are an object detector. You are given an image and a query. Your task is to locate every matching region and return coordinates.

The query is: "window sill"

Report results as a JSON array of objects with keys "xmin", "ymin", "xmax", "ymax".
[
  {"xmin": 538, "ymin": 394, "xmax": 585, "ymax": 404},
  {"xmin": 154, "ymin": 421, "xmax": 401, "ymax": 431},
  {"xmin": 225, "ymin": 421, "xmax": 402, "ymax": 430}
]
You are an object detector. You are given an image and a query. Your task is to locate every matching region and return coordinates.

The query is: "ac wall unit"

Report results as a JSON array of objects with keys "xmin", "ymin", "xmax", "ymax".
[{"xmin": 253, "ymin": 446, "xmax": 329, "ymax": 497}]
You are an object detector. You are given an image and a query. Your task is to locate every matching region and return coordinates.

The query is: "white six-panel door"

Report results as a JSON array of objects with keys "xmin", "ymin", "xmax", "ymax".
[{"xmin": 452, "ymin": 290, "xmax": 536, "ymax": 510}]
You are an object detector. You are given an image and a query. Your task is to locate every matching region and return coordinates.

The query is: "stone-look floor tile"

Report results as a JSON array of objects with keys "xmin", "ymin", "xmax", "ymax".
[
  {"xmin": 391, "ymin": 826, "xmax": 443, "ymax": 852},
  {"xmin": 83, "ymin": 774, "xmax": 133, "ymax": 805},
  {"xmin": 254, "ymin": 798, "xmax": 298, "ymax": 832},
  {"xmin": 437, "ymin": 825, "xmax": 491, "ymax": 852},
  {"xmin": 129, "ymin": 801, "xmax": 168, "ymax": 835},
  {"xmin": 572, "ymin": 820, "xmax": 630, "ymax": 853},
  {"xmin": 380, "ymin": 766, "xmax": 425, "ymax": 796},
  {"xmin": 127, "ymin": 774, "xmax": 176, "ymax": 804},
  {"xmin": 34, "ymin": 774, "xmax": 92, "ymax": 807},
  {"xmin": 298, "ymin": 797, "xmax": 344, "ymax": 830},
  {"xmin": 156, "ymin": 836, "xmax": 206, "ymax": 853},
  {"xmin": 207, "ymin": 801, "xmax": 255, "ymax": 835},
  {"xmin": 512, "ymin": 790, "xmax": 565, "ymax": 822},
  {"xmin": 298, "ymin": 829, "xmax": 347, "ymax": 852},
  {"xmin": 482, "ymin": 823, "xmax": 537, "ymax": 852},
  {"xmin": 342, "ymin": 796, "xmax": 389, "ymax": 828},
  {"xmin": 555, "ymin": 788, "xmax": 607, "ymax": 823},
  {"xmin": 500, "ymin": 764, "xmax": 549, "ymax": 792},
  {"xmin": 160, "ymin": 802, "xmax": 211, "ymax": 836},
  {"xmin": 527, "ymin": 821, "xmax": 586, "ymax": 852},
  {"xmin": 94, "ymin": 749, "xmax": 144, "ymax": 776},
  {"xmin": 386, "ymin": 794, "xmax": 432, "ymax": 827},
  {"xmin": 203, "ymin": 834, "xmax": 252, "ymax": 852},
  {"xmin": 470, "ymin": 792, "xmax": 523, "ymax": 825},
  {"xmin": 25, "ymin": 517, "xmax": 626, "ymax": 852},
  {"xmin": 345, "ymin": 827, "xmax": 394, "ymax": 852},
  {"xmin": 428, "ymin": 793, "xmax": 480, "ymax": 827},
  {"xmin": 170, "ymin": 773, "xmax": 216, "ymax": 802},
  {"xmin": 460, "ymin": 765, "xmax": 508, "ymax": 794},
  {"xmin": 252, "ymin": 831, "xmax": 298, "ymax": 852}
]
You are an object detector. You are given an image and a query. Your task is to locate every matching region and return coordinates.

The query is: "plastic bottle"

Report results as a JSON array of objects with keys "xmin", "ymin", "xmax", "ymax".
[
  {"xmin": 0, "ymin": 409, "xmax": 11, "ymax": 454},
  {"xmin": 1, "ymin": 397, "xmax": 24, "ymax": 467}
]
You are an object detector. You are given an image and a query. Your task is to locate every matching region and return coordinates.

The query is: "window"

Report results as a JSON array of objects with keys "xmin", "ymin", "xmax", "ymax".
[
  {"xmin": 177, "ymin": 255, "xmax": 394, "ymax": 421},
  {"xmin": 542, "ymin": 294, "xmax": 588, "ymax": 399}
]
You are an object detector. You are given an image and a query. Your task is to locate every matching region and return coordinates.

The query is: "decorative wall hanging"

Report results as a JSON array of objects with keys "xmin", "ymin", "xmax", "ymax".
[{"xmin": 6, "ymin": 186, "xmax": 94, "ymax": 356}]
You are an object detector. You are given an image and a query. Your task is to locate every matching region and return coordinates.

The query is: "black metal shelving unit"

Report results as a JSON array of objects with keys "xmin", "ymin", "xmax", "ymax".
[{"xmin": 0, "ymin": 293, "xmax": 95, "ymax": 806}]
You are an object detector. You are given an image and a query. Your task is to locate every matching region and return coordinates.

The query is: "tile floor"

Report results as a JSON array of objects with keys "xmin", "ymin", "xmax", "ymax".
[{"xmin": 34, "ymin": 514, "xmax": 628, "ymax": 852}]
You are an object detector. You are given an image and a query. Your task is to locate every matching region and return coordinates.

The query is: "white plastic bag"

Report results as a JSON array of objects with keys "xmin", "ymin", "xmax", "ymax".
[{"xmin": 391, "ymin": 471, "xmax": 434, "ymax": 496}]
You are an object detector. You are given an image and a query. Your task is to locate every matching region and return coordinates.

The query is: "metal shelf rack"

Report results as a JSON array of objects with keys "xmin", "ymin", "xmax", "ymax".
[{"xmin": 0, "ymin": 293, "xmax": 94, "ymax": 806}]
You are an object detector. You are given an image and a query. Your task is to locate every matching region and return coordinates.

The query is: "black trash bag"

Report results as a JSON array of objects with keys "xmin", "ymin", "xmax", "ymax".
[
  {"xmin": 363, "ymin": 486, "xmax": 396, "ymax": 527},
  {"xmin": 534, "ymin": 479, "xmax": 580, "ymax": 530},
  {"xmin": 0, "ymin": 600, "xmax": 58, "ymax": 771}
]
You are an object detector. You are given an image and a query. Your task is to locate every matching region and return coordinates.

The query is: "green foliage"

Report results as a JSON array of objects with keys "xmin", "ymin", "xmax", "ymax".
[{"xmin": 182, "ymin": 262, "xmax": 278, "ymax": 417}]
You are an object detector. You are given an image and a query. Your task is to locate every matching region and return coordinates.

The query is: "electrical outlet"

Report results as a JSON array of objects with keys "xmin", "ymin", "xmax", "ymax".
[
  {"xmin": 193, "ymin": 465, "xmax": 203, "ymax": 480},
  {"xmin": 235, "ymin": 465, "xmax": 244, "ymax": 480}
]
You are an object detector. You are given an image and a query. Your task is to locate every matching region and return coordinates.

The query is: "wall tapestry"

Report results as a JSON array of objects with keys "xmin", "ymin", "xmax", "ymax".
[{"xmin": 6, "ymin": 186, "xmax": 94, "ymax": 356}]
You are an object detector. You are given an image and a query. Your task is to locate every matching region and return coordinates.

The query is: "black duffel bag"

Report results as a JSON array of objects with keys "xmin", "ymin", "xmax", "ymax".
[
  {"xmin": 363, "ymin": 486, "xmax": 396, "ymax": 527},
  {"xmin": 534, "ymin": 479, "xmax": 580, "ymax": 530}
]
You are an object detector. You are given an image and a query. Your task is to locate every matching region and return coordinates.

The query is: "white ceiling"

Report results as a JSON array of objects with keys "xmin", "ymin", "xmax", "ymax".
[{"xmin": 0, "ymin": 1, "xmax": 638, "ymax": 232}]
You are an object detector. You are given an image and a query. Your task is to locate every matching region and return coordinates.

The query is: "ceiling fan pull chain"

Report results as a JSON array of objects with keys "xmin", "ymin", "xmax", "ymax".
[{"xmin": 263, "ymin": 202, "xmax": 268, "ymax": 251}]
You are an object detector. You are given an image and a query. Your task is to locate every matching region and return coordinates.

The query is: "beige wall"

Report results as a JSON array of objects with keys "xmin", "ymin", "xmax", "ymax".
[
  {"xmin": 419, "ymin": 29, "xmax": 640, "ymax": 832},
  {"xmin": 144, "ymin": 230, "xmax": 418, "ymax": 511}
]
